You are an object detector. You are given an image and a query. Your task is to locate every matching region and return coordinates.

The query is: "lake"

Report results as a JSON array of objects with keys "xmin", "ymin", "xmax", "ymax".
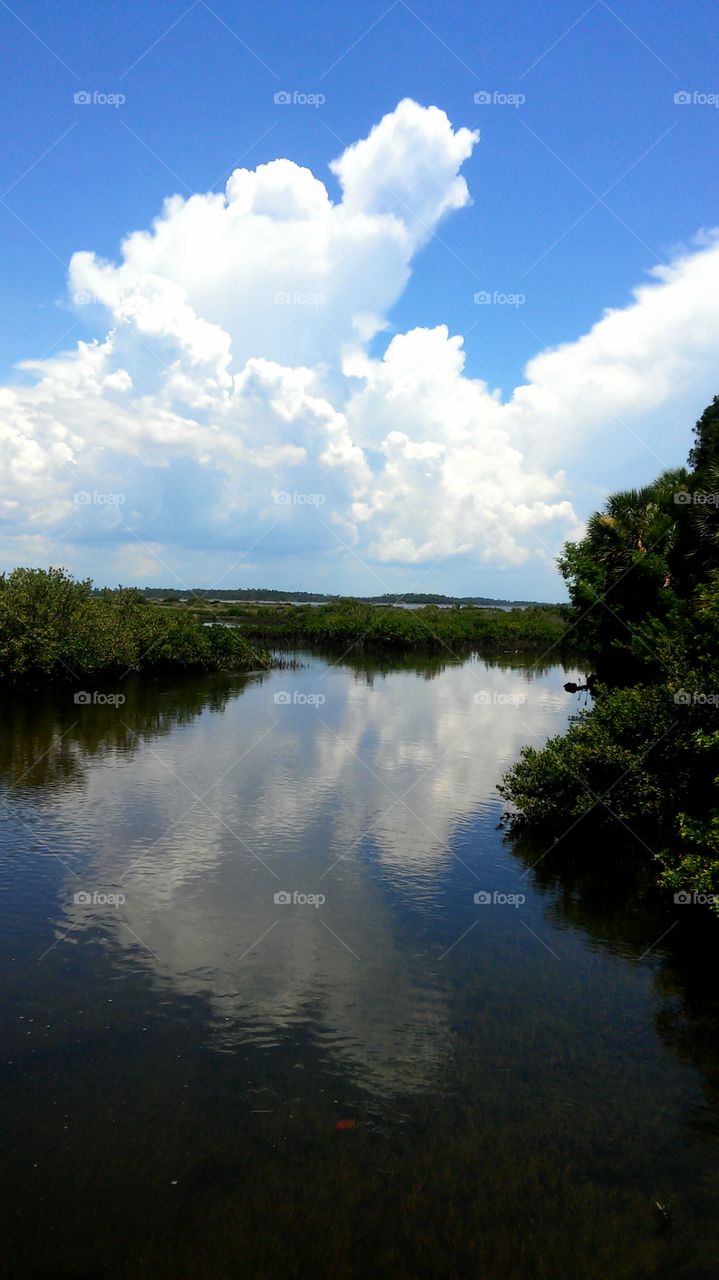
[{"xmin": 1, "ymin": 650, "xmax": 718, "ymax": 1279}]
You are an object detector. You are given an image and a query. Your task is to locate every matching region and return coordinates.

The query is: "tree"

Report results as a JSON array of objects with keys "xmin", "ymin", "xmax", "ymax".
[
  {"xmin": 502, "ymin": 395, "xmax": 719, "ymax": 915},
  {"xmin": 558, "ymin": 469, "xmax": 690, "ymax": 681},
  {"xmin": 688, "ymin": 394, "xmax": 719, "ymax": 475}
]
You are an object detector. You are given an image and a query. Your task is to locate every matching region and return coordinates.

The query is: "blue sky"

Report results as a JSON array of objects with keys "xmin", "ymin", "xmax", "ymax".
[{"xmin": 1, "ymin": 0, "xmax": 718, "ymax": 598}]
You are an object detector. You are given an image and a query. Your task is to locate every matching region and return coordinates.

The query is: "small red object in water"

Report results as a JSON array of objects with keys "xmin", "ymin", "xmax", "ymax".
[{"xmin": 336, "ymin": 1119, "xmax": 357, "ymax": 1132}]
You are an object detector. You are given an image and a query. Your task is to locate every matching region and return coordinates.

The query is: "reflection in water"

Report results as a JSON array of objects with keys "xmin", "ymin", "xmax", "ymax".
[
  {"xmin": 512, "ymin": 834, "xmax": 719, "ymax": 1143},
  {"xmin": 0, "ymin": 672, "xmax": 263, "ymax": 791},
  {"xmin": 5, "ymin": 656, "xmax": 580, "ymax": 1095},
  {"xmin": 1, "ymin": 652, "xmax": 718, "ymax": 1279}
]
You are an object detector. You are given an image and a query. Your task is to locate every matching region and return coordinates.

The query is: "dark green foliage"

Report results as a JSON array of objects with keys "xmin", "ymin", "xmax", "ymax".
[
  {"xmin": 0, "ymin": 568, "xmax": 269, "ymax": 683},
  {"xmin": 688, "ymin": 393, "xmax": 719, "ymax": 475},
  {"xmin": 212, "ymin": 599, "xmax": 567, "ymax": 653},
  {"xmin": 557, "ymin": 468, "xmax": 697, "ymax": 683},
  {"xmin": 500, "ymin": 678, "xmax": 719, "ymax": 851},
  {"xmin": 502, "ymin": 398, "xmax": 719, "ymax": 915}
]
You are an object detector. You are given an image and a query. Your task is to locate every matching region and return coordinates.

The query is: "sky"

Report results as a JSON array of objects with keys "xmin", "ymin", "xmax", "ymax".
[{"xmin": 1, "ymin": 0, "xmax": 718, "ymax": 600}]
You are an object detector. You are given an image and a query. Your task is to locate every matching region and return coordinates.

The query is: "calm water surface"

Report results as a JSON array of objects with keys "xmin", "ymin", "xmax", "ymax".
[{"xmin": 1, "ymin": 651, "xmax": 718, "ymax": 1279}]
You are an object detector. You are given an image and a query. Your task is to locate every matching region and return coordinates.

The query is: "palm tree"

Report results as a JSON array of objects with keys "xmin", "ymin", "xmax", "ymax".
[{"xmin": 583, "ymin": 469, "xmax": 688, "ymax": 584}]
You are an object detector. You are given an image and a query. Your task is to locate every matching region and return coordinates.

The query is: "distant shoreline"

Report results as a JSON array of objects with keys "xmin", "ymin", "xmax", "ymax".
[
  {"xmin": 160, "ymin": 598, "xmax": 569, "ymax": 654},
  {"xmin": 138, "ymin": 588, "xmax": 560, "ymax": 609}
]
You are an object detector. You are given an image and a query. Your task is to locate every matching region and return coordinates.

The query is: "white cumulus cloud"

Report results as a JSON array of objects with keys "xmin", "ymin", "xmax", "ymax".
[{"xmin": 1, "ymin": 99, "xmax": 718, "ymax": 592}]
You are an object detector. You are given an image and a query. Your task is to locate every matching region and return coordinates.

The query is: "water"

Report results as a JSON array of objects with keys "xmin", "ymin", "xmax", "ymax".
[{"xmin": 1, "ymin": 651, "xmax": 717, "ymax": 1279}]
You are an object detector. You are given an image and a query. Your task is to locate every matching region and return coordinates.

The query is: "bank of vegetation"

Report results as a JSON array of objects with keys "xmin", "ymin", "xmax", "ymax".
[
  {"xmin": 0, "ymin": 568, "xmax": 269, "ymax": 684},
  {"xmin": 168, "ymin": 598, "xmax": 568, "ymax": 653},
  {"xmin": 500, "ymin": 397, "xmax": 719, "ymax": 914}
]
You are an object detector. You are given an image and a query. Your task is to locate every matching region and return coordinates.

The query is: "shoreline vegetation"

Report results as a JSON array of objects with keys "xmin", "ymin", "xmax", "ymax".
[
  {"xmin": 0, "ymin": 572, "xmax": 569, "ymax": 686},
  {"xmin": 157, "ymin": 597, "xmax": 569, "ymax": 653},
  {"xmin": 500, "ymin": 396, "xmax": 719, "ymax": 918},
  {"xmin": 0, "ymin": 569, "xmax": 569, "ymax": 687},
  {"xmin": 0, "ymin": 568, "xmax": 271, "ymax": 684}
]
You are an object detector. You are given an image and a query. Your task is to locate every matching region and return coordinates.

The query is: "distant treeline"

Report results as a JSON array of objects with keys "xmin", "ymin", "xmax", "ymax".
[{"xmin": 139, "ymin": 587, "xmax": 552, "ymax": 607}]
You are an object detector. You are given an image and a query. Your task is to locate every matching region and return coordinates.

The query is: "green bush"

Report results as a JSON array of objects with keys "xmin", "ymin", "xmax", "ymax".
[
  {"xmin": 500, "ymin": 684, "xmax": 686, "ymax": 835},
  {"xmin": 0, "ymin": 568, "xmax": 269, "ymax": 683},
  {"xmin": 501, "ymin": 396, "xmax": 719, "ymax": 916}
]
